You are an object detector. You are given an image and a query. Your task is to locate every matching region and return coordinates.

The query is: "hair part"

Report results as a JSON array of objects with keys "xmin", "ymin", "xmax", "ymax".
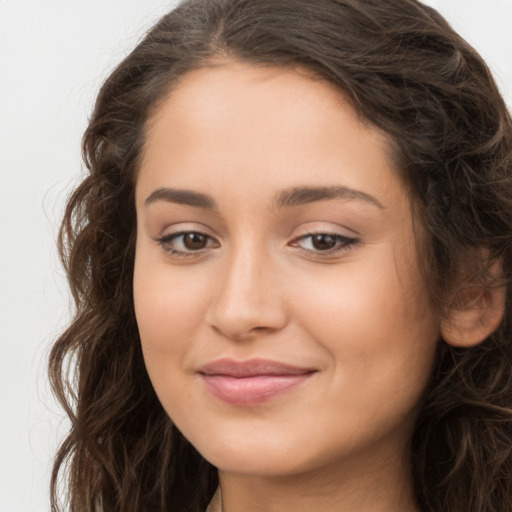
[{"xmin": 50, "ymin": 1, "xmax": 512, "ymax": 511}]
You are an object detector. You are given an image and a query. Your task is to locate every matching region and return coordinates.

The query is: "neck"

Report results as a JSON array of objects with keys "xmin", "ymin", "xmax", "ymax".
[{"xmin": 216, "ymin": 443, "xmax": 419, "ymax": 512}]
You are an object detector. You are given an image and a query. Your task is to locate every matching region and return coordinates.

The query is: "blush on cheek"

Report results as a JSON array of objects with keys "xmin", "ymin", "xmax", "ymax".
[{"xmin": 134, "ymin": 268, "xmax": 209, "ymax": 357}]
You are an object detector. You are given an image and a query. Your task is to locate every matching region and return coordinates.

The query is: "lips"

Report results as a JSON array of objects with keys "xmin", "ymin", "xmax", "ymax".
[{"xmin": 198, "ymin": 358, "xmax": 317, "ymax": 405}]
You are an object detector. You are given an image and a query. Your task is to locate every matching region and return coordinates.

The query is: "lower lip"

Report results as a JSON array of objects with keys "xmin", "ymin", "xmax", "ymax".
[{"xmin": 201, "ymin": 374, "xmax": 314, "ymax": 405}]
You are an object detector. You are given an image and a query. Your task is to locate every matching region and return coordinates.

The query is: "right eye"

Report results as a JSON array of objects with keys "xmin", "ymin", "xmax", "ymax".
[{"xmin": 157, "ymin": 231, "xmax": 219, "ymax": 258}]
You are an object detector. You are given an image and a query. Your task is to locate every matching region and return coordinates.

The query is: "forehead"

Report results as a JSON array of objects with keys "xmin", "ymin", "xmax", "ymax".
[{"xmin": 137, "ymin": 60, "xmax": 402, "ymax": 209}]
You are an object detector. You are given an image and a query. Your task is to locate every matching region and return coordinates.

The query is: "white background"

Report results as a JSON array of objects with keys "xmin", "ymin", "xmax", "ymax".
[{"xmin": 0, "ymin": 1, "xmax": 511, "ymax": 511}]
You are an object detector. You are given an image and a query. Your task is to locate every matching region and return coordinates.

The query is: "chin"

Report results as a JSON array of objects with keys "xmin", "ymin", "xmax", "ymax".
[
  {"xmin": 209, "ymin": 451, "xmax": 308, "ymax": 478},
  {"xmin": 189, "ymin": 428, "xmax": 309, "ymax": 477}
]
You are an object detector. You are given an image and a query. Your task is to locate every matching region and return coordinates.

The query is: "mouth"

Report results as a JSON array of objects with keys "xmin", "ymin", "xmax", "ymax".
[{"xmin": 198, "ymin": 358, "xmax": 317, "ymax": 406}]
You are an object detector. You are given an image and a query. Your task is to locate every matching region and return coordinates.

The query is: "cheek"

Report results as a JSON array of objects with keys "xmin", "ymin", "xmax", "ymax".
[
  {"xmin": 288, "ymin": 248, "xmax": 440, "ymax": 393},
  {"xmin": 133, "ymin": 252, "xmax": 210, "ymax": 364},
  {"xmin": 132, "ymin": 256, "xmax": 214, "ymax": 419}
]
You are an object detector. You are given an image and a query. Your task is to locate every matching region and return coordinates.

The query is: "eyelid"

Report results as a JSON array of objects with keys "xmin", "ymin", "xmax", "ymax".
[
  {"xmin": 288, "ymin": 230, "xmax": 359, "ymax": 256},
  {"xmin": 155, "ymin": 221, "xmax": 219, "ymax": 243},
  {"xmin": 153, "ymin": 223, "xmax": 359, "ymax": 259},
  {"xmin": 156, "ymin": 229, "xmax": 220, "ymax": 258}
]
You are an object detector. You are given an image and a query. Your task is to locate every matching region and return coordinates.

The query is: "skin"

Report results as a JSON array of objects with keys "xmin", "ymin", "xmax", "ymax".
[{"xmin": 133, "ymin": 61, "xmax": 443, "ymax": 512}]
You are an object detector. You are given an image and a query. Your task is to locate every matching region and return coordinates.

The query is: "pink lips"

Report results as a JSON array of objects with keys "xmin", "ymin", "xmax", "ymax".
[{"xmin": 198, "ymin": 358, "xmax": 316, "ymax": 405}]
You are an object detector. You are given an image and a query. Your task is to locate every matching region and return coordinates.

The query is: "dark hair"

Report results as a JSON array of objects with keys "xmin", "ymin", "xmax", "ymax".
[{"xmin": 49, "ymin": 1, "xmax": 512, "ymax": 511}]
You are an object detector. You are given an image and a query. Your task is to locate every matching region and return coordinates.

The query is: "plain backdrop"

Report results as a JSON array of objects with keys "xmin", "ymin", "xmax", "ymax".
[{"xmin": 0, "ymin": 1, "xmax": 511, "ymax": 511}]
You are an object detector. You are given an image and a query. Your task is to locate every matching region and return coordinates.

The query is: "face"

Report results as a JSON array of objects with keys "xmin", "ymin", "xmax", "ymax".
[{"xmin": 133, "ymin": 61, "xmax": 441, "ymax": 479}]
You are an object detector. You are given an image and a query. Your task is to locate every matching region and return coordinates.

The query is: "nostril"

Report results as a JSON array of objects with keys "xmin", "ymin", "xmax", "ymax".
[
  {"xmin": 251, "ymin": 326, "xmax": 269, "ymax": 332},
  {"xmin": 210, "ymin": 323, "xmax": 276, "ymax": 341},
  {"xmin": 205, "ymin": 268, "xmax": 288, "ymax": 340}
]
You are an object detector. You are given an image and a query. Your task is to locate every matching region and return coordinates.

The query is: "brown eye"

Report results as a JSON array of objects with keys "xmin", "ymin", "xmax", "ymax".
[
  {"xmin": 183, "ymin": 232, "xmax": 208, "ymax": 250},
  {"xmin": 157, "ymin": 231, "xmax": 219, "ymax": 257},
  {"xmin": 290, "ymin": 232, "xmax": 358, "ymax": 256},
  {"xmin": 311, "ymin": 234, "xmax": 337, "ymax": 251}
]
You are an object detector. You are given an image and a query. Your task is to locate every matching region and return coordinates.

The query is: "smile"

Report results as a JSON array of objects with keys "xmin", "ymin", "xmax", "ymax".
[{"xmin": 198, "ymin": 358, "xmax": 317, "ymax": 406}]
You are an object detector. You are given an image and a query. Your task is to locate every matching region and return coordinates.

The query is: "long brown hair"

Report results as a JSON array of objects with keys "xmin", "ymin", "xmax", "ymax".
[{"xmin": 49, "ymin": 1, "xmax": 512, "ymax": 510}]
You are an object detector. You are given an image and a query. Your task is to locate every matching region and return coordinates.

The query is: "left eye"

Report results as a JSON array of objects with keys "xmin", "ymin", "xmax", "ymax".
[
  {"xmin": 290, "ymin": 233, "xmax": 357, "ymax": 253},
  {"xmin": 157, "ymin": 231, "xmax": 218, "ymax": 255}
]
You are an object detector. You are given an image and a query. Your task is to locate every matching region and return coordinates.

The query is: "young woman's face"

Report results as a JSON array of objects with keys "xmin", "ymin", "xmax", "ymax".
[{"xmin": 133, "ymin": 61, "xmax": 441, "ymax": 478}]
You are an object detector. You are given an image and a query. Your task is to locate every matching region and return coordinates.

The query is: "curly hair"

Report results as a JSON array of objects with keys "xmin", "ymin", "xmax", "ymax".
[{"xmin": 49, "ymin": 1, "xmax": 512, "ymax": 511}]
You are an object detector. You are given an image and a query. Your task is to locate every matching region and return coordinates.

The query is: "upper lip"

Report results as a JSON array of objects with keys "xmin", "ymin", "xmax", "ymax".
[{"xmin": 198, "ymin": 358, "xmax": 317, "ymax": 377}]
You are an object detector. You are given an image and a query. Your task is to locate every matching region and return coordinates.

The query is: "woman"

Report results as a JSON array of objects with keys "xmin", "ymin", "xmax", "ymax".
[{"xmin": 49, "ymin": 0, "xmax": 512, "ymax": 511}]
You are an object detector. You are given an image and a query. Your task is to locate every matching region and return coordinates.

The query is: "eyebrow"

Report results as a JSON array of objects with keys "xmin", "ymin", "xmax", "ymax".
[
  {"xmin": 144, "ymin": 185, "xmax": 384, "ymax": 210},
  {"xmin": 144, "ymin": 188, "xmax": 216, "ymax": 208},
  {"xmin": 275, "ymin": 186, "xmax": 384, "ymax": 209}
]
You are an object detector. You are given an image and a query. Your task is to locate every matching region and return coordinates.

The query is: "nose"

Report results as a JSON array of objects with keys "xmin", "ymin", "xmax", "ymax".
[{"xmin": 205, "ymin": 246, "xmax": 288, "ymax": 341}]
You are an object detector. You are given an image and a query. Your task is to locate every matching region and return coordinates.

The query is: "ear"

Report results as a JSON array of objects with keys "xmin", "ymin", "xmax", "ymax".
[{"xmin": 440, "ymin": 260, "xmax": 506, "ymax": 348}]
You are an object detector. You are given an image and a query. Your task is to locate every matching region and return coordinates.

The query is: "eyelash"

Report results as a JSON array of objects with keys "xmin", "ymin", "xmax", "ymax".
[
  {"xmin": 156, "ymin": 231, "xmax": 358, "ymax": 258},
  {"xmin": 157, "ymin": 231, "xmax": 218, "ymax": 259},
  {"xmin": 289, "ymin": 231, "xmax": 358, "ymax": 255}
]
